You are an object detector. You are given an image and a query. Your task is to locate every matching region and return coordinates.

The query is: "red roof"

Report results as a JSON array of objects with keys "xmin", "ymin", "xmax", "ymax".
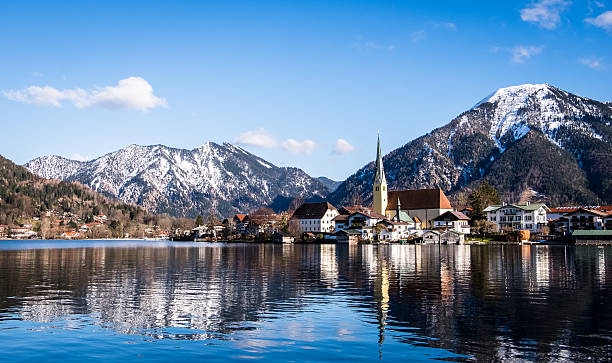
[
  {"xmin": 234, "ymin": 214, "xmax": 248, "ymax": 222},
  {"xmin": 387, "ymin": 189, "xmax": 453, "ymax": 210}
]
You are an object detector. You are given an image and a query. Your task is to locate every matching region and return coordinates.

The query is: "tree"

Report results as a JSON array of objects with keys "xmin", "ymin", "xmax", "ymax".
[
  {"xmin": 287, "ymin": 219, "xmax": 302, "ymax": 237},
  {"xmin": 195, "ymin": 214, "xmax": 205, "ymax": 227},
  {"xmin": 469, "ymin": 181, "xmax": 501, "ymax": 221},
  {"xmin": 109, "ymin": 220, "xmax": 123, "ymax": 238}
]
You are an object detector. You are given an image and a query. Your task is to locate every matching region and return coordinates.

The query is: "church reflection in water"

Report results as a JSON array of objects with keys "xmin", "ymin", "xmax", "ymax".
[{"xmin": 0, "ymin": 243, "xmax": 611, "ymax": 360}]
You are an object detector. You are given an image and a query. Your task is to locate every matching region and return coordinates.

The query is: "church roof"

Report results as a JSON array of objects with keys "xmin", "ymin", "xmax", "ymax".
[{"xmin": 387, "ymin": 189, "xmax": 453, "ymax": 210}]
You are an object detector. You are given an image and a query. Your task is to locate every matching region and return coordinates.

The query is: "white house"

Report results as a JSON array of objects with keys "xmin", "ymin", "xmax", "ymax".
[
  {"xmin": 292, "ymin": 202, "xmax": 338, "ymax": 233},
  {"xmin": 433, "ymin": 211, "xmax": 471, "ymax": 234},
  {"xmin": 377, "ymin": 220, "xmax": 418, "ymax": 241},
  {"xmin": 484, "ymin": 203, "xmax": 549, "ymax": 233},
  {"xmin": 565, "ymin": 208, "xmax": 608, "ymax": 231}
]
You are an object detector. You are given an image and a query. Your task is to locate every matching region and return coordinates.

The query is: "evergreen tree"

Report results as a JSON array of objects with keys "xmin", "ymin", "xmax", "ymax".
[
  {"xmin": 195, "ymin": 214, "xmax": 205, "ymax": 226},
  {"xmin": 469, "ymin": 181, "xmax": 501, "ymax": 221}
]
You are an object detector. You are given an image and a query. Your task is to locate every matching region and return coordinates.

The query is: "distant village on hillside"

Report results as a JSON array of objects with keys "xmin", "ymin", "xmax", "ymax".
[{"xmin": 2, "ymin": 136, "xmax": 611, "ymax": 245}]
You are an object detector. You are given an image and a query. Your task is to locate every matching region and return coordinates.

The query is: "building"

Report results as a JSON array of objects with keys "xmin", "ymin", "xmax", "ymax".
[
  {"xmin": 272, "ymin": 232, "xmax": 294, "ymax": 244},
  {"xmin": 572, "ymin": 230, "xmax": 612, "ymax": 245},
  {"xmin": 377, "ymin": 220, "xmax": 416, "ymax": 241},
  {"xmin": 484, "ymin": 203, "xmax": 549, "ymax": 232},
  {"xmin": 565, "ymin": 208, "xmax": 608, "ymax": 231},
  {"xmin": 334, "ymin": 229, "xmax": 361, "ymax": 244},
  {"xmin": 422, "ymin": 230, "xmax": 440, "ymax": 244},
  {"xmin": 292, "ymin": 202, "xmax": 339, "ymax": 233},
  {"xmin": 371, "ymin": 135, "xmax": 454, "ymax": 229},
  {"xmin": 332, "ymin": 215, "xmax": 349, "ymax": 231},
  {"xmin": 440, "ymin": 229, "xmax": 465, "ymax": 244},
  {"xmin": 433, "ymin": 211, "xmax": 471, "ymax": 234}
]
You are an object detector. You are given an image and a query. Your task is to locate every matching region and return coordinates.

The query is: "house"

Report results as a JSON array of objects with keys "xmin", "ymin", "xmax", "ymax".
[
  {"xmin": 347, "ymin": 210, "xmax": 386, "ymax": 229},
  {"xmin": 377, "ymin": 220, "xmax": 417, "ymax": 241},
  {"xmin": 332, "ymin": 215, "xmax": 349, "ymax": 231},
  {"xmin": 62, "ymin": 230, "xmax": 80, "ymax": 239},
  {"xmin": 93, "ymin": 215, "xmax": 107, "ymax": 223},
  {"xmin": 440, "ymin": 229, "xmax": 465, "ymax": 244},
  {"xmin": 233, "ymin": 214, "xmax": 250, "ymax": 233},
  {"xmin": 371, "ymin": 134, "xmax": 454, "ymax": 229},
  {"xmin": 422, "ymin": 230, "xmax": 440, "ymax": 244},
  {"xmin": 572, "ymin": 230, "xmax": 612, "ymax": 245},
  {"xmin": 565, "ymin": 208, "xmax": 607, "ymax": 232},
  {"xmin": 460, "ymin": 208, "xmax": 473, "ymax": 218},
  {"xmin": 605, "ymin": 215, "xmax": 612, "ymax": 230},
  {"xmin": 334, "ymin": 229, "xmax": 361, "ymax": 244},
  {"xmin": 292, "ymin": 202, "xmax": 338, "ymax": 233},
  {"xmin": 484, "ymin": 203, "xmax": 549, "ymax": 232},
  {"xmin": 433, "ymin": 211, "xmax": 471, "ymax": 234},
  {"xmin": 272, "ymin": 231, "xmax": 294, "ymax": 244},
  {"xmin": 548, "ymin": 217, "xmax": 570, "ymax": 234}
]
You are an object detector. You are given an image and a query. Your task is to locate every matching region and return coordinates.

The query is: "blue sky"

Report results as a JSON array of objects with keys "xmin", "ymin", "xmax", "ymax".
[{"xmin": 1, "ymin": 0, "xmax": 611, "ymax": 180}]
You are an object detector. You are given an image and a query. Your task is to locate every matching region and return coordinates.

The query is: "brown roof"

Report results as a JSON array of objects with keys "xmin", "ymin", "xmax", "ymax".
[
  {"xmin": 433, "ymin": 211, "xmax": 470, "ymax": 221},
  {"xmin": 339, "ymin": 205, "xmax": 370, "ymax": 215},
  {"xmin": 234, "ymin": 214, "xmax": 248, "ymax": 222},
  {"xmin": 387, "ymin": 189, "xmax": 452, "ymax": 210},
  {"xmin": 333, "ymin": 215, "xmax": 349, "ymax": 222},
  {"xmin": 350, "ymin": 210, "xmax": 386, "ymax": 220},
  {"xmin": 292, "ymin": 202, "xmax": 337, "ymax": 219},
  {"xmin": 565, "ymin": 208, "xmax": 609, "ymax": 218}
]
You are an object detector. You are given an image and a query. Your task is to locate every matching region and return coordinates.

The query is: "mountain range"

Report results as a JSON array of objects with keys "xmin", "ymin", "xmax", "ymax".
[
  {"xmin": 25, "ymin": 84, "xmax": 611, "ymax": 217},
  {"xmin": 328, "ymin": 84, "xmax": 611, "ymax": 207},
  {"xmin": 25, "ymin": 143, "xmax": 329, "ymax": 218}
]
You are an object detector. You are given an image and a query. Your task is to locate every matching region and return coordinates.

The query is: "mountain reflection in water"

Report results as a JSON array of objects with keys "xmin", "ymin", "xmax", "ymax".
[{"xmin": 0, "ymin": 242, "xmax": 611, "ymax": 361}]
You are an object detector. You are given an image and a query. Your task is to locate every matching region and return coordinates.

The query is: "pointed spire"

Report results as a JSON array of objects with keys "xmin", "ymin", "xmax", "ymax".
[{"xmin": 375, "ymin": 132, "xmax": 386, "ymax": 184}]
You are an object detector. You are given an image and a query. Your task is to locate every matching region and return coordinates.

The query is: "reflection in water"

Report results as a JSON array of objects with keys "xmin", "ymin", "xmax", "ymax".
[{"xmin": 0, "ymin": 242, "xmax": 611, "ymax": 361}]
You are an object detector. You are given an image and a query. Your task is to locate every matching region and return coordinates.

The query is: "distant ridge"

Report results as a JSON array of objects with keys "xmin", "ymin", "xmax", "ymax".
[{"xmin": 25, "ymin": 142, "xmax": 329, "ymax": 218}]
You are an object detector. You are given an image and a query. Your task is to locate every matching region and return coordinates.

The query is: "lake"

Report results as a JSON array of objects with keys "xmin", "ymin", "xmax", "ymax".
[{"xmin": 0, "ymin": 241, "xmax": 610, "ymax": 361}]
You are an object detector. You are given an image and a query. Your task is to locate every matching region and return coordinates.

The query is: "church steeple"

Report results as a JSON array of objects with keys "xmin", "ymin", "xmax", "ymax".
[
  {"xmin": 373, "ymin": 132, "xmax": 388, "ymax": 216},
  {"xmin": 374, "ymin": 132, "xmax": 386, "ymax": 185}
]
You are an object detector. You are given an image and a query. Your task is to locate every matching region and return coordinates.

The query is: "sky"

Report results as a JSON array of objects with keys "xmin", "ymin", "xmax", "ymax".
[{"xmin": 1, "ymin": 0, "xmax": 611, "ymax": 181}]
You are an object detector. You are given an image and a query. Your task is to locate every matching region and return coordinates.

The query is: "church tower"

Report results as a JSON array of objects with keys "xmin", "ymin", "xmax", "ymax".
[{"xmin": 373, "ymin": 133, "xmax": 388, "ymax": 216}]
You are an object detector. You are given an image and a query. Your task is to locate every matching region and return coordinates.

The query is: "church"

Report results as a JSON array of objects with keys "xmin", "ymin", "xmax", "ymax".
[{"xmin": 372, "ymin": 135, "xmax": 454, "ymax": 229}]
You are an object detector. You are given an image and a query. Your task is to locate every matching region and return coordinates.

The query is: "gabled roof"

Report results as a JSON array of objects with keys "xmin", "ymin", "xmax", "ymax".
[
  {"xmin": 333, "ymin": 214, "xmax": 349, "ymax": 222},
  {"xmin": 565, "ymin": 208, "xmax": 609, "ymax": 218},
  {"xmin": 292, "ymin": 202, "xmax": 337, "ymax": 219},
  {"xmin": 334, "ymin": 229, "xmax": 361, "ymax": 235},
  {"xmin": 387, "ymin": 189, "xmax": 453, "ymax": 210},
  {"xmin": 434, "ymin": 211, "xmax": 471, "ymax": 221},
  {"xmin": 349, "ymin": 210, "xmax": 386, "ymax": 220},
  {"xmin": 339, "ymin": 205, "xmax": 370, "ymax": 215},
  {"xmin": 485, "ymin": 203, "xmax": 549, "ymax": 212},
  {"xmin": 234, "ymin": 214, "xmax": 248, "ymax": 222}
]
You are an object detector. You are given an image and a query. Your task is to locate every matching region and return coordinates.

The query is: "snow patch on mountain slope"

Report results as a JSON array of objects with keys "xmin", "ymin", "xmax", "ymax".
[{"xmin": 24, "ymin": 142, "xmax": 329, "ymax": 217}]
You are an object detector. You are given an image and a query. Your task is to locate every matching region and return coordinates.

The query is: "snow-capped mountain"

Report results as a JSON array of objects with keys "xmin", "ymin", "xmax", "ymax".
[
  {"xmin": 328, "ymin": 84, "xmax": 612, "ymax": 206},
  {"xmin": 26, "ymin": 142, "xmax": 330, "ymax": 217}
]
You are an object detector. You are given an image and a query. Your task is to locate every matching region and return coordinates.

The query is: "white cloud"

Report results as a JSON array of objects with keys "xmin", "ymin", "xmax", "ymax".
[
  {"xmin": 520, "ymin": 0, "xmax": 571, "ymax": 30},
  {"xmin": 585, "ymin": 10, "xmax": 612, "ymax": 29},
  {"xmin": 235, "ymin": 128, "xmax": 277, "ymax": 148},
  {"xmin": 281, "ymin": 139, "xmax": 317, "ymax": 154},
  {"xmin": 511, "ymin": 45, "xmax": 543, "ymax": 63},
  {"xmin": 411, "ymin": 30, "xmax": 426, "ymax": 43},
  {"xmin": 70, "ymin": 153, "xmax": 91, "ymax": 162},
  {"xmin": 580, "ymin": 56, "xmax": 604, "ymax": 69},
  {"xmin": 433, "ymin": 22, "xmax": 457, "ymax": 30},
  {"xmin": 3, "ymin": 77, "xmax": 167, "ymax": 112},
  {"xmin": 333, "ymin": 139, "xmax": 356, "ymax": 154}
]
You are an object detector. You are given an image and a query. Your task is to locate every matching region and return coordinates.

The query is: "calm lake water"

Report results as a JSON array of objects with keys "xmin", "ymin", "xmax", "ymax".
[{"xmin": 0, "ymin": 241, "xmax": 611, "ymax": 362}]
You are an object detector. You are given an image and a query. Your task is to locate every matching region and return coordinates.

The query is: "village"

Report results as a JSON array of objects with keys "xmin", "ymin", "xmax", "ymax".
[{"xmin": 3, "ymin": 136, "xmax": 611, "ymax": 245}]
